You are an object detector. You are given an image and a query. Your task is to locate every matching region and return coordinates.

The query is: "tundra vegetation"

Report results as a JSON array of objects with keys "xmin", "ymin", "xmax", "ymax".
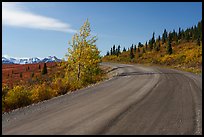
[
  {"xmin": 2, "ymin": 20, "xmax": 104, "ymax": 112},
  {"xmin": 103, "ymin": 20, "xmax": 202, "ymax": 74}
]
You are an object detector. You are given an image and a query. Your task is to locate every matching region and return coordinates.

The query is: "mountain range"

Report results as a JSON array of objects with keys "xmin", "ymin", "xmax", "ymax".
[{"xmin": 2, "ymin": 56, "xmax": 61, "ymax": 64}]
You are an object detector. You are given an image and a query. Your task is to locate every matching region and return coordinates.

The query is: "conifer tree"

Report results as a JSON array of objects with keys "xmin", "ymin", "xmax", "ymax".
[
  {"xmin": 117, "ymin": 45, "xmax": 121, "ymax": 55},
  {"xmin": 130, "ymin": 45, "xmax": 134, "ymax": 59},
  {"xmin": 149, "ymin": 40, "xmax": 153, "ymax": 50},
  {"xmin": 158, "ymin": 35, "xmax": 161, "ymax": 42},
  {"xmin": 152, "ymin": 32, "xmax": 155, "ymax": 44},
  {"xmin": 166, "ymin": 40, "xmax": 173, "ymax": 55},
  {"xmin": 110, "ymin": 48, "xmax": 113, "ymax": 55},
  {"xmin": 138, "ymin": 47, "xmax": 140, "ymax": 53},
  {"xmin": 178, "ymin": 27, "xmax": 181, "ymax": 40},
  {"xmin": 31, "ymin": 72, "xmax": 34, "ymax": 78},
  {"xmin": 145, "ymin": 41, "xmax": 148, "ymax": 50},
  {"xmin": 113, "ymin": 45, "xmax": 116, "ymax": 55},
  {"xmin": 42, "ymin": 63, "xmax": 47, "ymax": 75},
  {"xmin": 153, "ymin": 42, "xmax": 157, "ymax": 50},
  {"xmin": 106, "ymin": 51, "xmax": 110, "ymax": 56},
  {"xmin": 197, "ymin": 36, "xmax": 200, "ymax": 46},
  {"xmin": 116, "ymin": 48, "xmax": 118, "ymax": 56},
  {"xmin": 134, "ymin": 44, "xmax": 136, "ymax": 53},
  {"xmin": 123, "ymin": 47, "xmax": 126, "ymax": 52},
  {"xmin": 162, "ymin": 29, "xmax": 167, "ymax": 44},
  {"xmin": 138, "ymin": 42, "xmax": 143, "ymax": 48}
]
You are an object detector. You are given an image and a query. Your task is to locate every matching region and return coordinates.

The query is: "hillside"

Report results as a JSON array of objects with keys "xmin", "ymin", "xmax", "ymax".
[
  {"xmin": 102, "ymin": 20, "xmax": 202, "ymax": 74},
  {"xmin": 102, "ymin": 41, "xmax": 202, "ymax": 74}
]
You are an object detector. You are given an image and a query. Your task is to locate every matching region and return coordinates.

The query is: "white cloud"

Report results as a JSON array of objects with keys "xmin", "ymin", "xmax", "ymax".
[{"xmin": 2, "ymin": 2, "xmax": 77, "ymax": 33}]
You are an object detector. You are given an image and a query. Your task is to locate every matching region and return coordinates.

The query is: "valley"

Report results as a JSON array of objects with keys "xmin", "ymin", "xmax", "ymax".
[{"xmin": 2, "ymin": 62, "xmax": 58, "ymax": 88}]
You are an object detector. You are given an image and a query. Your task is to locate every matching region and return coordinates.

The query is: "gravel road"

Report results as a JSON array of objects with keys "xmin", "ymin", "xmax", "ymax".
[{"xmin": 2, "ymin": 63, "xmax": 202, "ymax": 135}]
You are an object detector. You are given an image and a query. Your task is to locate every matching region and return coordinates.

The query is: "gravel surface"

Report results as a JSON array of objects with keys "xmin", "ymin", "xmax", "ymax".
[{"xmin": 2, "ymin": 63, "xmax": 202, "ymax": 135}]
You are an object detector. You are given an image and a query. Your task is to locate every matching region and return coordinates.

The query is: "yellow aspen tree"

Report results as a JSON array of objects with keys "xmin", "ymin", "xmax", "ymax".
[{"xmin": 65, "ymin": 19, "xmax": 101, "ymax": 86}]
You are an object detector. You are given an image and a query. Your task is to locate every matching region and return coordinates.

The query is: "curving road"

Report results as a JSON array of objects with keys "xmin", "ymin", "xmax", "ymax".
[{"xmin": 2, "ymin": 63, "xmax": 202, "ymax": 135}]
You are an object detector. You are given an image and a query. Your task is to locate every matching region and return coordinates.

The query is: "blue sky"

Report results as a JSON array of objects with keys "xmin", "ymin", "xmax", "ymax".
[{"xmin": 2, "ymin": 2, "xmax": 202, "ymax": 59}]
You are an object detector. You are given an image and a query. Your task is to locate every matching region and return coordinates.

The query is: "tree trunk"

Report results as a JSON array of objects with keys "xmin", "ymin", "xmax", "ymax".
[{"xmin": 77, "ymin": 63, "xmax": 81, "ymax": 81}]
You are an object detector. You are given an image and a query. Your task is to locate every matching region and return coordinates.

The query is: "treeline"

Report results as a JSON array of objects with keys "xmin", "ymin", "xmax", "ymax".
[
  {"xmin": 105, "ymin": 20, "xmax": 202, "ymax": 59},
  {"xmin": 106, "ymin": 45, "xmax": 121, "ymax": 56}
]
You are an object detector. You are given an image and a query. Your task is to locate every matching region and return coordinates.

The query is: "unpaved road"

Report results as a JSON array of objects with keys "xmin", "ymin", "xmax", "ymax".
[{"xmin": 2, "ymin": 63, "xmax": 202, "ymax": 135}]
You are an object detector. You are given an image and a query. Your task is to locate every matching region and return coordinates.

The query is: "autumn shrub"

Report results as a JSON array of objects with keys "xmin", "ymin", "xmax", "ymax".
[
  {"xmin": 4, "ymin": 85, "xmax": 32, "ymax": 110},
  {"xmin": 51, "ymin": 77, "xmax": 70, "ymax": 95},
  {"xmin": 68, "ymin": 77, "xmax": 83, "ymax": 91},
  {"xmin": 2, "ymin": 84, "xmax": 9, "ymax": 97},
  {"xmin": 184, "ymin": 47, "xmax": 202, "ymax": 65},
  {"xmin": 175, "ymin": 54, "xmax": 186, "ymax": 64},
  {"xmin": 31, "ymin": 83, "xmax": 55, "ymax": 103}
]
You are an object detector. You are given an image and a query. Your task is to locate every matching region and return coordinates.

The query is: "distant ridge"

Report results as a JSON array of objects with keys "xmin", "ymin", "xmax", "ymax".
[{"xmin": 2, "ymin": 56, "xmax": 61, "ymax": 64}]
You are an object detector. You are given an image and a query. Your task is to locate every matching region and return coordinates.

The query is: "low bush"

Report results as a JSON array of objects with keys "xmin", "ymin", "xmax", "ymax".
[
  {"xmin": 51, "ymin": 77, "xmax": 70, "ymax": 95},
  {"xmin": 31, "ymin": 83, "xmax": 55, "ymax": 103},
  {"xmin": 4, "ymin": 85, "xmax": 32, "ymax": 110}
]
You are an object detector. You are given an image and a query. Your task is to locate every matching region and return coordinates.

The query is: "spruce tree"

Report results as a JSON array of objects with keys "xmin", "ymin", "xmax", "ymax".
[
  {"xmin": 185, "ymin": 32, "xmax": 190, "ymax": 42},
  {"xmin": 117, "ymin": 45, "xmax": 121, "ymax": 55},
  {"xmin": 153, "ymin": 42, "xmax": 157, "ymax": 50},
  {"xmin": 134, "ymin": 44, "xmax": 136, "ymax": 53},
  {"xmin": 116, "ymin": 48, "xmax": 118, "ymax": 56},
  {"xmin": 31, "ymin": 72, "xmax": 34, "ymax": 78},
  {"xmin": 178, "ymin": 27, "xmax": 181, "ymax": 40},
  {"xmin": 193, "ymin": 25, "xmax": 198, "ymax": 40},
  {"xmin": 138, "ymin": 47, "xmax": 140, "ymax": 53},
  {"xmin": 149, "ymin": 40, "xmax": 153, "ymax": 50},
  {"xmin": 106, "ymin": 51, "xmax": 110, "ymax": 56},
  {"xmin": 197, "ymin": 20, "xmax": 202, "ymax": 41},
  {"xmin": 145, "ymin": 41, "xmax": 148, "ymax": 50},
  {"xmin": 113, "ymin": 45, "xmax": 116, "ymax": 55},
  {"xmin": 42, "ymin": 63, "xmax": 48, "ymax": 75},
  {"xmin": 162, "ymin": 29, "xmax": 167, "ymax": 44},
  {"xmin": 168, "ymin": 31, "xmax": 172, "ymax": 42},
  {"xmin": 158, "ymin": 35, "xmax": 161, "ymax": 42},
  {"xmin": 158, "ymin": 42, "xmax": 161, "ymax": 49},
  {"xmin": 152, "ymin": 32, "xmax": 155, "ymax": 44},
  {"xmin": 166, "ymin": 40, "xmax": 173, "ymax": 55},
  {"xmin": 197, "ymin": 36, "xmax": 200, "ymax": 46},
  {"xmin": 123, "ymin": 47, "xmax": 126, "ymax": 52},
  {"xmin": 130, "ymin": 46, "xmax": 134, "ymax": 59},
  {"xmin": 138, "ymin": 42, "xmax": 143, "ymax": 48}
]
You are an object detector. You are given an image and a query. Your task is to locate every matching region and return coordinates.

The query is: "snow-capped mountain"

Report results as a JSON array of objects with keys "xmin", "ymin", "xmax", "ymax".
[
  {"xmin": 2, "ymin": 57, "xmax": 14, "ymax": 64},
  {"xmin": 41, "ymin": 56, "xmax": 61, "ymax": 63},
  {"xmin": 2, "ymin": 56, "xmax": 61, "ymax": 64}
]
